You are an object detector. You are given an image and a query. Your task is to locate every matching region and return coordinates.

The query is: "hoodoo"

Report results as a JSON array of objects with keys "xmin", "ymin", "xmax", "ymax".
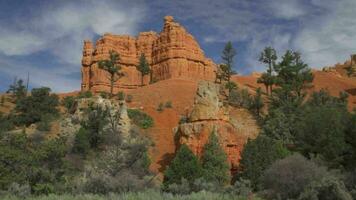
[{"xmin": 81, "ymin": 16, "xmax": 217, "ymax": 93}]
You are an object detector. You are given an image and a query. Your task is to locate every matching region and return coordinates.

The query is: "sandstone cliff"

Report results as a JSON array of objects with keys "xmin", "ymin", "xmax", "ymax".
[
  {"xmin": 174, "ymin": 81, "xmax": 259, "ymax": 174},
  {"xmin": 81, "ymin": 16, "xmax": 217, "ymax": 93}
]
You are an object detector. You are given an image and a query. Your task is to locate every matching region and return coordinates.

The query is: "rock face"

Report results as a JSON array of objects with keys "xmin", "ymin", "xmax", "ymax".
[
  {"xmin": 322, "ymin": 54, "xmax": 356, "ymax": 78},
  {"xmin": 81, "ymin": 16, "xmax": 217, "ymax": 93},
  {"xmin": 174, "ymin": 81, "xmax": 256, "ymax": 174}
]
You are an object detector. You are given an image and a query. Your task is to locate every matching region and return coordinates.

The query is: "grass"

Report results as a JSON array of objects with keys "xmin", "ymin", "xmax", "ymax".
[{"xmin": 2, "ymin": 190, "xmax": 263, "ymax": 200}]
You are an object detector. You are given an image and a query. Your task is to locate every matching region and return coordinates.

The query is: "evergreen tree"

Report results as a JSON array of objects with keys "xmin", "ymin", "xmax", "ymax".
[
  {"xmin": 98, "ymin": 51, "xmax": 123, "ymax": 98},
  {"xmin": 137, "ymin": 53, "xmax": 151, "ymax": 86},
  {"xmin": 15, "ymin": 87, "xmax": 59, "ymax": 126},
  {"xmin": 257, "ymin": 47, "xmax": 277, "ymax": 95},
  {"xmin": 249, "ymin": 88, "xmax": 264, "ymax": 116},
  {"xmin": 221, "ymin": 42, "xmax": 236, "ymax": 82},
  {"xmin": 274, "ymin": 50, "xmax": 313, "ymax": 98},
  {"xmin": 201, "ymin": 132, "xmax": 230, "ymax": 185},
  {"xmin": 238, "ymin": 135, "xmax": 290, "ymax": 188},
  {"xmin": 163, "ymin": 144, "xmax": 202, "ymax": 188},
  {"xmin": 7, "ymin": 79, "xmax": 26, "ymax": 102},
  {"xmin": 82, "ymin": 106, "xmax": 108, "ymax": 149},
  {"xmin": 72, "ymin": 127, "xmax": 90, "ymax": 155}
]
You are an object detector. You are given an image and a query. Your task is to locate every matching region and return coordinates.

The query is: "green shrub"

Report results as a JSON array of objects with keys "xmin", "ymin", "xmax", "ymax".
[
  {"xmin": 238, "ymin": 135, "xmax": 290, "ymax": 188},
  {"xmin": 78, "ymin": 91, "xmax": 93, "ymax": 99},
  {"xmin": 72, "ymin": 127, "xmax": 90, "ymax": 155},
  {"xmin": 126, "ymin": 94, "xmax": 133, "ymax": 103},
  {"xmin": 261, "ymin": 154, "xmax": 352, "ymax": 200},
  {"xmin": 36, "ymin": 119, "xmax": 51, "ymax": 132},
  {"xmin": 157, "ymin": 103, "xmax": 164, "ymax": 112},
  {"xmin": 99, "ymin": 92, "xmax": 109, "ymax": 99},
  {"xmin": 127, "ymin": 109, "xmax": 154, "ymax": 129},
  {"xmin": 165, "ymin": 101, "xmax": 173, "ymax": 108},
  {"xmin": 117, "ymin": 91, "xmax": 125, "ymax": 100},
  {"xmin": 62, "ymin": 96, "xmax": 76, "ymax": 113},
  {"xmin": 163, "ymin": 145, "xmax": 202, "ymax": 191}
]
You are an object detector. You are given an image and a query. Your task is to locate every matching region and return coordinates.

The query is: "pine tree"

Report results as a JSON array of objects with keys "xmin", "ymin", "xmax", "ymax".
[
  {"xmin": 258, "ymin": 47, "xmax": 277, "ymax": 95},
  {"xmin": 201, "ymin": 132, "xmax": 230, "ymax": 185},
  {"xmin": 98, "ymin": 51, "xmax": 123, "ymax": 98},
  {"xmin": 7, "ymin": 79, "xmax": 26, "ymax": 102},
  {"xmin": 221, "ymin": 42, "xmax": 236, "ymax": 82},
  {"xmin": 250, "ymin": 88, "xmax": 264, "ymax": 116},
  {"xmin": 274, "ymin": 50, "xmax": 313, "ymax": 98},
  {"xmin": 137, "ymin": 53, "xmax": 151, "ymax": 86},
  {"xmin": 163, "ymin": 144, "xmax": 202, "ymax": 188}
]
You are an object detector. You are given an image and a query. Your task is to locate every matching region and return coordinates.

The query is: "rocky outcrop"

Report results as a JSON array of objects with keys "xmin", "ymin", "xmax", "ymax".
[
  {"xmin": 322, "ymin": 54, "xmax": 356, "ymax": 78},
  {"xmin": 81, "ymin": 16, "xmax": 217, "ymax": 93},
  {"xmin": 174, "ymin": 81, "xmax": 257, "ymax": 174}
]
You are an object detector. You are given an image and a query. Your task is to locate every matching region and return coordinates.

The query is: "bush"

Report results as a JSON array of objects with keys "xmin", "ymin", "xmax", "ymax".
[
  {"xmin": 127, "ymin": 109, "xmax": 154, "ymax": 129},
  {"xmin": 260, "ymin": 154, "xmax": 346, "ymax": 200},
  {"xmin": 72, "ymin": 127, "xmax": 90, "ymax": 155},
  {"xmin": 229, "ymin": 88, "xmax": 252, "ymax": 108},
  {"xmin": 6, "ymin": 183, "xmax": 31, "ymax": 198},
  {"xmin": 165, "ymin": 101, "xmax": 173, "ymax": 108},
  {"xmin": 99, "ymin": 92, "xmax": 109, "ymax": 99},
  {"xmin": 36, "ymin": 118, "xmax": 51, "ymax": 132},
  {"xmin": 62, "ymin": 96, "xmax": 76, "ymax": 113},
  {"xmin": 78, "ymin": 91, "xmax": 92, "ymax": 99},
  {"xmin": 157, "ymin": 103, "xmax": 164, "ymax": 112},
  {"xmin": 15, "ymin": 87, "xmax": 59, "ymax": 126},
  {"xmin": 126, "ymin": 94, "xmax": 133, "ymax": 103},
  {"xmin": 117, "ymin": 91, "xmax": 125, "ymax": 100}
]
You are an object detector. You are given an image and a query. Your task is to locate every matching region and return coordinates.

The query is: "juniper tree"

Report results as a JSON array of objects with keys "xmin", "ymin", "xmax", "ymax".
[
  {"xmin": 163, "ymin": 144, "xmax": 202, "ymax": 189},
  {"xmin": 98, "ymin": 51, "xmax": 123, "ymax": 98},
  {"xmin": 137, "ymin": 53, "xmax": 151, "ymax": 86},
  {"xmin": 201, "ymin": 132, "xmax": 230, "ymax": 185}
]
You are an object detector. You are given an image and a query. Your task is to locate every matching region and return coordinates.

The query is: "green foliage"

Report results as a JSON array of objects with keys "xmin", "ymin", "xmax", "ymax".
[
  {"xmin": 163, "ymin": 144, "xmax": 202, "ymax": 189},
  {"xmin": 82, "ymin": 106, "xmax": 108, "ymax": 148},
  {"xmin": 221, "ymin": 41, "xmax": 237, "ymax": 81},
  {"xmin": 225, "ymin": 81, "xmax": 237, "ymax": 95},
  {"xmin": 165, "ymin": 101, "xmax": 173, "ymax": 108},
  {"xmin": 274, "ymin": 50, "xmax": 313, "ymax": 98},
  {"xmin": 36, "ymin": 116, "xmax": 51, "ymax": 132},
  {"xmin": 98, "ymin": 51, "xmax": 123, "ymax": 98},
  {"xmin": 117, "ymin": 91, "xmax": 125, "ymax": 100},
  {"xmin": 295, "ymin": 101, "xmax": 350, "ymax": 166},
  {"xmin": 127, "ymin": 109, "xmax": 154, "ymax": 129},
  {"xmin": 261, "ymin": 154, "xmax": 352, "ymax": 200},
  {"xmin": 77, "ymin": 91, "xmax": 93, "ymax": 99},
  {"xmin": 229, "ymin": 88, "xmax": 252, "ymax": 108},
  {"xmin": 62, "ymin": 96, "xmax": 76, "ymax": 113},
  {"xmin": 249, "ymin": 88, "xmax": 264, "ymax": 116},
  {"xmin": 126, "ymin": 94, "xmax": 133, "ymax": 103},
  {"xmin": 72, "ymin": 127, "xmax": 90, "ymax": 155},
  {"xmin": 0, "ymin": 132, "xmax": 68, "ymax": 194},
  {"xmin": 257, "ymin": 47, "xmax": 277, "ymax": 95},
  {"xmin": 1, "ymin": 190, "xmax": 265, "ymax": 200},
  {"xmin": 238, "ymin": 135, "xmax": 290, "ymax": 188},
  {"xmin": 0, "ymin": 112, "xmax": 15, "ymax": 132},
  {"xmin": 157, "ymin": 102, "xmax": 164, "ymax": 112},
  {"xmin": 15, "ymin": 87, "xmax": 59, "ymax": 126},
  {"xmin": 137, "ymin": 53, "xmax": 151, "ymax": 86},
  {"xmin": 201, "ymin": 132, "xmax": 230, "ymax": 185},
  {"xmin": 345, "ymin": 111, "xmax": 356, "ymax": 169},
  {"xmin": 7, "ymin": 79, "xmax": 26, "ymax": 102}
]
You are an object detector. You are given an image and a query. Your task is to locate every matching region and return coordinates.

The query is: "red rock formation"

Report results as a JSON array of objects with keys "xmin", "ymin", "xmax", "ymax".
[
  {"xmin": 81, "ymin": 16, "xmax": 217, "ymax": 93},
  {"xmin": 174, "ymin": 81, "xmax": 259, "ymax": 174}
]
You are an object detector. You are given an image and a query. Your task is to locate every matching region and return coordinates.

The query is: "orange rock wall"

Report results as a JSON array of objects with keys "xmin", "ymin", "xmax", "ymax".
[{"xmin": 81, "ymin": 16, "xmax": 216, "ymax": 93}]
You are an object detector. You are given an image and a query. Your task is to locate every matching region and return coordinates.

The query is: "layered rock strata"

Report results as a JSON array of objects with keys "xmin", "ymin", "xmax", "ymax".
[
  {"xmin": 81, "ymin": 16, "xmax": 217, "ymax": 93},
  {"xmin": 174, "ymin": 81, "xmax": 255, "ymax": 174}
]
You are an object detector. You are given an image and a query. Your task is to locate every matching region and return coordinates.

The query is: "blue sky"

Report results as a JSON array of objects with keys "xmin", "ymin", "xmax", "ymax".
[{"xmin": 0, "ymin": 0, "xmax": 355, "ymax": 92}]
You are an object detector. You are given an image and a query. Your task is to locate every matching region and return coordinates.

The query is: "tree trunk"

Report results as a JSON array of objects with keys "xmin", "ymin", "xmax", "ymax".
[
  {"xmin": 141, "ymin": 74, "xmax": 144, "ymax": 86},
  {"xmin": 265, "ymin": 85, "xmax": 269, "ymax": 96},
  {"xmin": 110, "ymin": 74, "xmax": 114, "ymax": 98}
]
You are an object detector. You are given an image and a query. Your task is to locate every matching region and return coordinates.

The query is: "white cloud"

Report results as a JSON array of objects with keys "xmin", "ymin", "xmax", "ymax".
[
  {"xmin": 269, "ymin": 0, "xmax": 307, "ymax": 19},
  {"xmin": 294, "ymin": 0, "xmax": 356, "ymax": 68},
  {"xmin": 0, "ymin": 0, "xmax": 145, "ymax": 64}
]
